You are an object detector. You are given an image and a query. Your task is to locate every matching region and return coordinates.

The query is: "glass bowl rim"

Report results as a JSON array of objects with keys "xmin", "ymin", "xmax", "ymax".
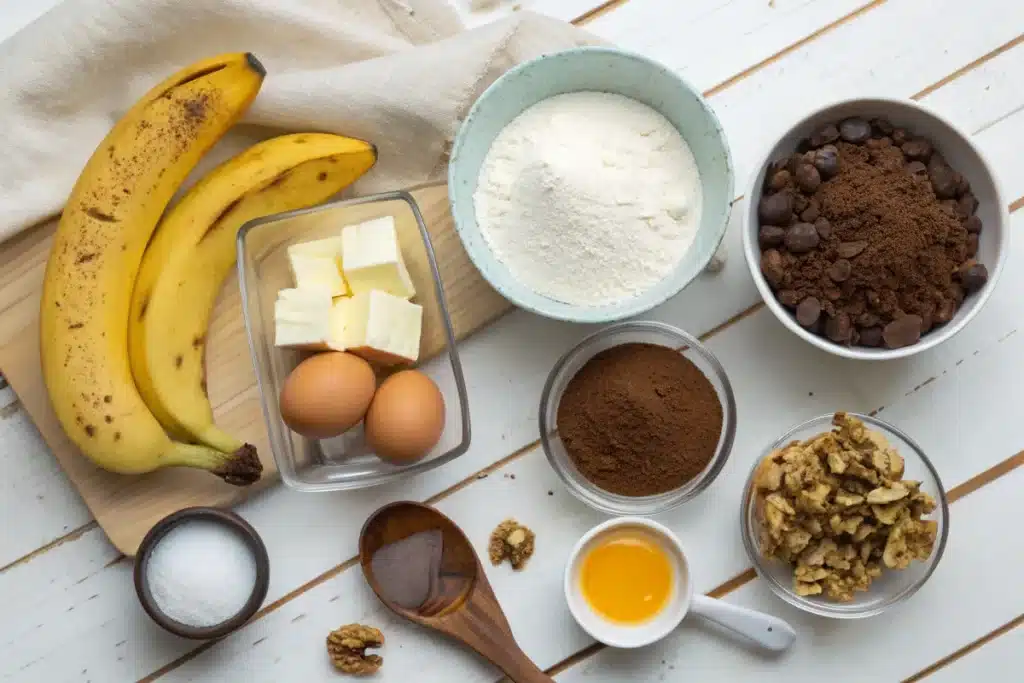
[
  {"xmin": 235, "ymin": 189, "xmax": 472, "ymax": 491},
  {"xmin": 739, "ymin": 411, "xmax": 950, "ymax": 619},
  {"xmin": 538, "ymin": 320, "xmax": 738, "ymax": 515}
]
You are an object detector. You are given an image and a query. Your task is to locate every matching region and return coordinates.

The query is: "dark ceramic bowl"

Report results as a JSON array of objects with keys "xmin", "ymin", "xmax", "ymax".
[{"xmin": 134, "ymin": 507, "xmax": 270, "ymax": 640}]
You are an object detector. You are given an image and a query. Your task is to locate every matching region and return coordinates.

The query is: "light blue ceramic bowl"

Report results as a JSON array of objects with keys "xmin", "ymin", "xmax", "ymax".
[{"xmin": 449, "ymin": 47, "xmax": 734, "ymax": 323}]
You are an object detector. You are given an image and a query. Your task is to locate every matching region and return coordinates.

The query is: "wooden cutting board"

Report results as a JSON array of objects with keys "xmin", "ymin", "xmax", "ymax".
[{"xmin": 0, "ymin": 184, "xmax": 511, "ymax": 556}]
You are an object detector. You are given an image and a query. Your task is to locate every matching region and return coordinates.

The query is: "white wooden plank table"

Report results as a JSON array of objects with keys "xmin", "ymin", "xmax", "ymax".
[{"xmin": 2, "ymin": 0, "xmax": 1023, "ymax": 681}]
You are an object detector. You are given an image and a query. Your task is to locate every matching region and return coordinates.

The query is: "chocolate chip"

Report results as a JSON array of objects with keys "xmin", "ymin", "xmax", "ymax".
[
  {"xmin": 956, "ymin": 173, "xmax": 971, "ymax": 197},
  {"xmin": 767, "ymin": 169, "xmax": 791, "ymax": 192},
  {"xmin": 858, "ymin": 326, "xmax": 884, "ymax": 347},
  {"xmin": 891, "ymin": 128, "xmax": 909, "ymax": 146},
  {"xmin": 967, "ymin": 233, "xmax": 979, "ymax": 258},
  {"xmin": 959, "ymin": 262, "xmax": 989, "ymax": 293},
  {"xmin": 812, "ymin": 145, "xmax": 840, "ymax": 180},
  {"xmin": 786, "ymin": 153, "xmax": 807, "ymax": 175},
  {"xmin": 791, "ymin": 192, "xmax": 810, "ymax": 215},
  {"xmin": 883, "ymin": 316, "xmax": 923, "ymax": 349},
  {"xmin": 865, "ymin": 137, "xmax": 892, "ymax": 150},
  {"xmin": 947, "ymin": 283, "xmax": 965, "ymax": 305},
  {"xmin": 814, "ymin": 218, "xmax": 833, "ymax": 240},
  {"xmin": 758, "ymin": 225, "xmax": 786, "ymax": 248},
  {"xmin": 809, "ymin": 124, "xmax": 840, "ymax": 148},
  {"xmin": 795, "ymin": 164, "xmax": 821, "ymax": 193},
  {"xmin": 828, "ymin": 259, "xmax": 852, "ymax": 282},
  {"xmin": 839, "ymin": 118, "xmax": 872, "ymax": 144},
  {"xmin": 800, "ymin": 201, "xmax": 820, "ymax": 223},
  {"xmin": 825, "ymin": 312, "xmax": 853, "ymax": 343},
  {"xmin": 919, "ymin": 308, "xmax": 934, "ymax": 335},
  {"xmin": 795, "ymin": 296, "xmax": 821, "ymax": 328},
  {"xmin": 905, "ymin": 161, "xmax": 928, "ymax": 182},
  {"xmin": 956, "ymin": 192, "xmax": 978, "ymax": 218},
  {"xmin": 785, "ymin": 223, "xmax": 820, "ymax": 253},
  {"xmin": 901, "ymin": 138, "xmax": 933, "ymax": 162},
  {"xmin": 933, "ymin": 298, "xmax": 956, "ymax": 325},
  {"xmin": 871, "ymin": 118, "xmax": 894, "ymax": 136},
  {"xmin": 761, "ymin": 249, "xmax": 786, "ymax": 288},
  {"xmin": 758, "ymin": 192, "xmax": 793, "ymax": 225},
  {"xmin": 929, "ymin": 163, "xmax": 959, "ymax": 199},
  {"xmin": 824, "ymin": 286, "xmax": 842, "ymax": 301},
  {"xmin": 837, "ymin": 240, "xmax": 868, "ymax": 259},
  {"xmin": 856, "ymin": 312, "xmax": 880, "ymax": 328},
  {"xmin": 927, "ymin": 152, "xmax": 947, "ymax": 175},
  {"xmin": 964, "ymin": 215, "xmax": 983, "ymax": 234},
  {"xmin": 938, "ymin": 199, "xmax": 959, "ymax": 217},
  {"xmin": 778, "ymin": 290, "xmax": 802, "ymax": 308}
]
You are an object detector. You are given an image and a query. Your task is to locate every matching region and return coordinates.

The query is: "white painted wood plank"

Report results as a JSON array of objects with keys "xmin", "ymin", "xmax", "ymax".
[
  {"xmin": 453, "ymin": 0, "xmax": 603, "ymax": 28},
  {"xmin": 559, "ymin": 468, "xmax": 1024, "ymax": 683},
  {"xmin": 0, "ymin": 0, "xmax": 62, "ymax": 43},
  {"xmin": 587, "ymin": 0, "xmax": 869, "ymax": 93},
  {"xmin": 709, "ymin": 0, "xmax": 1024, "ymax": 194},
  {"xmin": 7, "ymin": 2, "xmax": 1024, "ymax": 679},
  {"xmin": 925, "ymin": 622, "xmax": 1024, "ymax": 683},
  {"xmin": 0, "ymin": 389, "xmax": 89, "ymax": 567}
]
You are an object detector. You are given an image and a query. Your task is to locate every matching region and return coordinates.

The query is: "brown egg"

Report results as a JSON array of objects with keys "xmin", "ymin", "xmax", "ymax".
[
  {"xmin": 365, "ymin": 370, "xmax": 445, "ymax": 465},
  {"xmin": 279, "ymin": 352, "xmax": 376, "ymax": 439}
]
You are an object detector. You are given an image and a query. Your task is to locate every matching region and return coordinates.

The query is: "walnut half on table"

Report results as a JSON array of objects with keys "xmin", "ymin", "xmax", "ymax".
[
  {"xmin": 327, "ymin": 624, "xmax": 384, "ymax": 676},
  {"xmin": 752, "ymin": 412, "xmax": 938, "ymax": 602}
]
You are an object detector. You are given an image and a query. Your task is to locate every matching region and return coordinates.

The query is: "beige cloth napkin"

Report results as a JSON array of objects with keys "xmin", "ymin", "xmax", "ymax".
[{"xmin": 0, "ymin": 0, "xmax": 599, "ymax": 243}]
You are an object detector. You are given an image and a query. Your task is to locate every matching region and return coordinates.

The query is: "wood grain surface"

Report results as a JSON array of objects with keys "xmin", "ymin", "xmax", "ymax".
[{"xmin": 0, "ymin": 184, "xmax": 509, "ymax": 556}]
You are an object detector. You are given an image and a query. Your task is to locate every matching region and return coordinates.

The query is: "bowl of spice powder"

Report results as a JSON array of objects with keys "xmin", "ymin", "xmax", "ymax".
[
  {"xmin": 540, "ymin": 321, "xmax": 736, "ymax": 515},
  {"xmin": 743, "ymin": 97, "xmax": 1008, "ymax": 360}
]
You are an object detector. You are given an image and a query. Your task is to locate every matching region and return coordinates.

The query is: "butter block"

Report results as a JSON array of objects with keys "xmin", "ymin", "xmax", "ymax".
[
  {"xmin": 329, "ymin": 290, "xmax": 423, "ymax": 365},
  {"xmin": 287, "ymin": 236, "xmax": 348, "ymax": 297},
  {"xmin": 340, "ymin": 216, "xmax": 416, "ymax": 299},
  {"xmin": 274, "ymin": 287, "xmax": 332, "ymax": 350}
]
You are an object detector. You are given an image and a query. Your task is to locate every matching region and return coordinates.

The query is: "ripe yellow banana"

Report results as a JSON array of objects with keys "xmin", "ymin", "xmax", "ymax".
[
  {"xmin": 129, "ymin": 133, "xmax": 377, "ymax": 453},
  {"xmin": 40, "ymin": 53, "xmax": 265, "ymax": 484}
]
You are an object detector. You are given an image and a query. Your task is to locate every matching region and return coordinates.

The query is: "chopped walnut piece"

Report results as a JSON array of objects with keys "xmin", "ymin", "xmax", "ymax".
[
  {"xmin": 488, "ymin": 519, "xmax": 535, "ymax": 570},
  {"xmin": 752, "ymin": 413, "xmax": 939, "ymax": 602},
  {"xmin": 327, "ymin": 624, "xmax": 384, "ymax": 675}
]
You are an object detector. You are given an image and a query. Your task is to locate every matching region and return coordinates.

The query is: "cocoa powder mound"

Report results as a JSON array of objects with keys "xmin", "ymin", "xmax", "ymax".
[
  {"xmin": 556, "ymin": 343, "xmax": 723, "ymax": 497},
  {"xmin": 770, "ymin": 140, "xmax": 971, "ymax": 345}
]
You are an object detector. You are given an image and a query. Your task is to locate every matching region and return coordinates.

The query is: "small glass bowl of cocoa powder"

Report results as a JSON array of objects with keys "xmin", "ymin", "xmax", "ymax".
[{"xmin": 539, "ymin": 321, "xmax": 737, "ymax": 515}]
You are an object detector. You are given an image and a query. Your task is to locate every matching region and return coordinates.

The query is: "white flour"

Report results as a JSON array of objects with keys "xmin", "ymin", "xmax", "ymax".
[{"xmin": 473, "ymin": 91, "xmax": 703, "ymax": 307}]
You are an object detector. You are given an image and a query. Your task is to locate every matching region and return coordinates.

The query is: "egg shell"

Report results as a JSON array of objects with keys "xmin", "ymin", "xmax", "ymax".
[
  {"xmin": 365, "ymin": 370, "xmax": 445, "ymax": 465},
  {"xmin": 279, "ymin": 351, "xmax": 376, "ymax": 439}
]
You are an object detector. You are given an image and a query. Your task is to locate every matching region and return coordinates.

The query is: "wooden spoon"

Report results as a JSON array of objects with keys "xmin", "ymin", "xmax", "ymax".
[{"xmin": 359, "ymin": 501, "xmax": 554, "ymax": 683}]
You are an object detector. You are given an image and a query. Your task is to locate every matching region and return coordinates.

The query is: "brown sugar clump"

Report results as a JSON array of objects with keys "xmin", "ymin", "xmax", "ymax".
[{"xmin": 488, "ymin": 519, "xmax": 535, "ymax": 570}]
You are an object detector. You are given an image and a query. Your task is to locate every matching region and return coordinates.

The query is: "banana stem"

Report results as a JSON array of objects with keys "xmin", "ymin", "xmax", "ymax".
[{"xmin": 169, "ymin": 442, "xmax": 262, "ymax": 486}]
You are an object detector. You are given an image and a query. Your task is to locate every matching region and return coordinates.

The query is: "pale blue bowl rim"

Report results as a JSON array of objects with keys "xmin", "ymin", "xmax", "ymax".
[{"xmin": 448, "ymin": 45, "xmax": 735, "ymax": 324}]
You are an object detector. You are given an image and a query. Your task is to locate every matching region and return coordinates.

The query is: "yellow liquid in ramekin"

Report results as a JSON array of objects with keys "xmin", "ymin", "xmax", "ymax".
[{"xmin": 579, "ymin": 532, "xmax": 673, "ymax": 624}]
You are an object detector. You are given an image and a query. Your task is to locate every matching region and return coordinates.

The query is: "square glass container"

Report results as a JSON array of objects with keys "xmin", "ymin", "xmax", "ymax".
[{"xmin": 237, "ymin": 191, "xmax": 470, "ymax": 492}]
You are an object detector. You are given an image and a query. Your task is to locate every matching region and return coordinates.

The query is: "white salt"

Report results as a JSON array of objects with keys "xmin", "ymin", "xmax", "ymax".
[{"xmin": 146, "ymin": 520, "xmax": 258, "ymax": 628}]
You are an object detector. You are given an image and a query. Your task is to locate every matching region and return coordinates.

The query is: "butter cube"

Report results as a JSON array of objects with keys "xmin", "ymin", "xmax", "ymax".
[
  {"xmin": 274, "ymin": 287, "xmax": 332, "ymax": 350},
  {"xmin": 340, "ymin": 217, "xmax": 415, "ymax": 299},
  {"xmin": 287, "ymin": 236, "xmax": 348, "ymax": 297},
  {"xmin": 330, "ymin": 290, "xmax": 422, "ymax": 365}
]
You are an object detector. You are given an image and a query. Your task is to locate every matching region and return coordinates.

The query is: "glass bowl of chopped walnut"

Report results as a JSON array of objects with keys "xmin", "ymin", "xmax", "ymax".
[{"xmin": 741, "ymin": 412, "xmax": 948, "ymax": 618}]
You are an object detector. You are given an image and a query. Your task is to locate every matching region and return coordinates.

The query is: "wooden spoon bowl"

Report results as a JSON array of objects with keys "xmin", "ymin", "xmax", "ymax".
[{"xmin": 359, "ymin": 501, "xmax": 553, "ymax": 683}]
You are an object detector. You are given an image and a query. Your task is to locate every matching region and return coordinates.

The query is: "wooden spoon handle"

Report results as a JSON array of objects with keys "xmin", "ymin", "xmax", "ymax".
[{"xmin": 489, "ymin": 645, "xmax": 555, "ymax": 683}]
